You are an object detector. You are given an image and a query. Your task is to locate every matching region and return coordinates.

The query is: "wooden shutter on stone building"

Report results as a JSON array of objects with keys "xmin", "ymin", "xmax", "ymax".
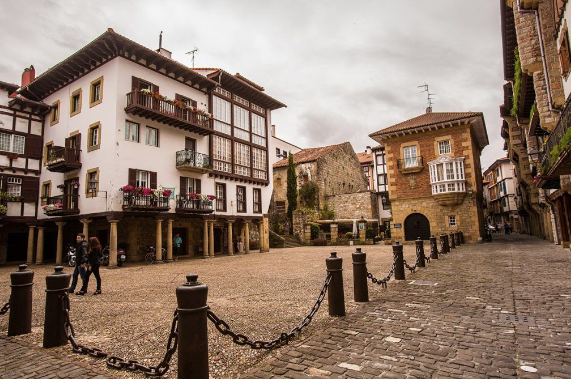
[
  {"xmin": 195, "ymin": 178, "xmax": 201, "ymax": 194},
  {"xmin": 180, "ymin": 177, "xmax": 187, "ymax": 196},
  {"xmin": 560, "ymin": 26, "xmax": 571, "ymax": 78},
  {"xmin": 21, "ymin": 176, "xmax": 39, "ymax": 202},
  {"xmin": 150, "ymin": 171, "xmax": 157, "ymax": 189},
  {"xmin": 128, "ymin": 169, "xmax": 137, "ymax": 187},
  {"xmin": 25, "ymin": 135, "xmax": 42, "ymax": 159}
]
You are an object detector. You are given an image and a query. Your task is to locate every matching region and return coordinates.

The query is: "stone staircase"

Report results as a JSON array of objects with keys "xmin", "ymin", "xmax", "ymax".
[{"xmin": 282, "ymin": 234, "xmax": 304, "ymax": 248}]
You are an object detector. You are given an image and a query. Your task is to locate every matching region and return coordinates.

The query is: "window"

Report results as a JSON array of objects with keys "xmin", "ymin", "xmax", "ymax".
[
  {"xmin": 216, "ymin": 183, "xmax": 226, "ymax": 211},
  {"xmin": 50, "ymin": 101, "xmax": 60, "ymax": 126},
  {"xmin": 7, "ymin": 177, "xmax": 22, "ymax": 196},
  {"xmin": 275, "ymin": 201, "xmax": 286, "ymax": 213},
  {"xmin": 377, "ymin": 174, "xmax": 388, "ymax": 192},
  {"xmin": 403, "ymin": 146, "xmax": 418, "ymax": 168},
  {"xmin": 253, "ymin": 188, "xmax": 262, "ymax": 213},
  {"xmin": 428, "ymin": 156, "xmax": 466, "ymax": 194},
  {"xmin": 237, "ymin": 186, "xmax": 246, "ymax": 212},
  {"xmin": 213, "ymin": 135, "xmax": 232, "ymax": 173},
  {"xmin": 70, "ymin": 88, "xmax": 82, "ymax": 116},
  {"xmin": 213, "ymin": 96, "xmax": 231, "ymax": 135},
  {"xmin": 88, "ymin": 122, "xmax": 100, "ymax": 152},
  {"xmin": 90, "ymin": 77, "xmax": 103, "ymax": 107},
  {"xmin": 234, "ymin": 142, "xmax": 251, "ymax": 177},
  {"xmin": 448, "ymin": 215, "xmax": 457, "ymax": 227},
  {"xmin": 559, "ymin": 25, "xmax": 571, "ymax": 79},
  {"xmin": 0, "ymin": 133, "xmax": 25, "ymax": 154},
  {"xmin": 251, "ymin": 114, "xmax": 266, "ymax": 147},
  {"xmin": 86, "ymin": 169, "xmax": 99, "ymax": 197},
  {"xmin": 146, "ymin": 127, "xmax": 159, "ymax": 147},
  {"xmin": 42, "ymin": 182, "xmax": 51, "ymax": 198},
  {"xmin": 275, "ymin": 177, "xmax": 282, "ymax": 186},
  {"xmin": 376, "ymin": 150, "xmax": 385, "ymax": 166},
  {"xmin": 139, "ymin": 80, "xmax": 152, "ymax": 91},
  {"xmin": 438, "ymin": 140, "xmax": 451, "ymax": 155},
  {"xmin": 233, "ymin": 105, "xmax": 250, "ymax": 141},
  {"xmin": 252, "ymin": 148, "xmax": 267, "ymax": 180},
  {"xmin": 125, "ymin": 121, "xmax": 139, "ymax": 142},
  {"xmin": 276, "ymin": 148, "xmax": 281, "ymax": 157},
  {"xmin": 136, "ymin": 170, "xmax": 150, "ymax": 188}
]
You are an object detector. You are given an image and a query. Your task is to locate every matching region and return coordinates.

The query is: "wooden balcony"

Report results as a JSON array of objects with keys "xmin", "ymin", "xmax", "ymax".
[
  {"xmin": 46, "ymin": 146, "xmax": 81, "ymax": 173},
  {"xmin": 125, "ymin": 90, "xmax": 213, "ymax": 135},
  {"xmin": 42, "ymin": 194, "xmax": 80, "ymax": 216},
  {"xmin": 396, "ymin": 156, "xmax": 424, "ymax": 174},
  {"xmin": 122, "ymin": 193, "xmax": 170, "ymax": 212},
  {"xmin": 176, "ymin": 149, "xmax": 213, "ymax": 174},
  {"xmin": 175, "ymin": 195, "xmax": 214, "ymax": 214}
]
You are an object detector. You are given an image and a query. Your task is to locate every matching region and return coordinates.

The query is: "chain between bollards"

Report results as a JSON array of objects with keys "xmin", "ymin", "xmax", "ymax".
[{"xmin": 0, "ymin": 302, "xmax": 9, "ymax": 316}]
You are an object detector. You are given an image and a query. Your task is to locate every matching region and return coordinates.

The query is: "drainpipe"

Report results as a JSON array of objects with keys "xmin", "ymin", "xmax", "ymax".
[{"xmin": 517, "ymin": 0, "xmax": 560, "ymax": 113}]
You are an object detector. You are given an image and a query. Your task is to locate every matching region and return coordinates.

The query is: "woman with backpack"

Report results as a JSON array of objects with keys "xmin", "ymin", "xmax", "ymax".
[{"xmin": 76, "ymin": 237, "xmax": 103, "ymax": 295}]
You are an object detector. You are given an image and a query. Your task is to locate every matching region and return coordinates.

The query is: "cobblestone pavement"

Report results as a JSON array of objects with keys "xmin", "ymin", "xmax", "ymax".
[{"xmin": 245, "ymin": 234, "xmax": 571, "ymax": 379}]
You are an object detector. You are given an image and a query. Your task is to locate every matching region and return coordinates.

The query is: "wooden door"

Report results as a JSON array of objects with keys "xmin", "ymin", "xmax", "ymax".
[{"xmin": 404, "ymin": 213, "xmax": 431, "ymax": 241}]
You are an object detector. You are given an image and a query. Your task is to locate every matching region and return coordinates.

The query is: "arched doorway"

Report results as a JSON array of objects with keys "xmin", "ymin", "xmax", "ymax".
[{"xmin": 404, "ymin": 213, "xmax": 431, "ymax": 241}]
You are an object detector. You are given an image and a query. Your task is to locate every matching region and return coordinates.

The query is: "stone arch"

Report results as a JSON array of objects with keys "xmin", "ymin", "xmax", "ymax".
[{"xmin": 404, "ymin": 213, "xmax": 431, "ymax": 241}]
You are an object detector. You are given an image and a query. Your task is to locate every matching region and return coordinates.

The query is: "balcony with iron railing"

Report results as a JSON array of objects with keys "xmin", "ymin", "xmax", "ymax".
[
  {"xmin": 175, "ymin": 195, "xmax": 214, "ymax": 214},
  {"xmin": 125, "ymin": 90, "xmax": 213, "ymax": 135},
  {"xmin": 46, "ymin": 146, "xmax": 81, "ymax": 173},
  {"xmin": 122, "ymin": 193, "xmax": 170, "ymax": 212},
  {"xmin": 396, "ymin": 156, "xmax": 424, "ymax": 174},
  {"xmin": 540, "ymin": 99, "xmax": 571, "ymax": 180},
  {"xmin": 41, "ymin": 194, "xmax": 80, "ymax": 216},
  {"xmin": 175, "ymin": 150, "xmax": 213, "ymax": 174}
]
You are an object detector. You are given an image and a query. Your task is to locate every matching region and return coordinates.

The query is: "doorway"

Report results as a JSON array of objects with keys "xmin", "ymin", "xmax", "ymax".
[
  {"xmin": 404, "ymin": 213, "xmax": 431, "ymax": 241},
  {"xmin": 173, "ymin": 228, "xmax": 187, "ymax": 256},
  {"xmin": 6, "ymin": 233, "xmax": 28, "ymax": 262}
]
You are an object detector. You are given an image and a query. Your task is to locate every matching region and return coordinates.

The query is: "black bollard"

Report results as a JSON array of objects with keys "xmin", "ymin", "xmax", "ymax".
[
  {"xmin": 415, "ymin": 238, "xmax": 426, "ymax": 268},
  {"xmin": 429, "ymin": 235, "xmax": 439, "ymax": 259},
  {"xmin": 454, "ymin": 232, "xmax": 461, "ymax": 247},
  {"xmin": 177, "ymin": 274, "xmax": 209, "ymax": 379},
  {"xmin": 326, "ymin": 252, "xmax": 345, "ymax": 317},
  {"xmin": 43, "ymin": 266, "xmax": 71, "ymax": 348},
  {"xmin": 449, "ymin": 232, "xmax": 456, "ymax": 249},
  {"xmin": 440, "ymin": 234, "xmax": 449, "ymax": 254},
  {"xmin": 8, "ymin": 264, "xmax": 34, "ymax": 336},
  {"xmin": 393, "ymin": 242, "xmax": 405, "ymax": 280},
  {"xmin": 352, "ymin": 248, "xmax": 369, "ymax": 303}
]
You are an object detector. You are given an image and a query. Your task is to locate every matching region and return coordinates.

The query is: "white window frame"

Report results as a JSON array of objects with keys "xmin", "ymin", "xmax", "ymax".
[
  {"xmin": 0, "ymin": 133, "xmax": 25, "ymax": 154},
  {"xmin": 89, "ymin": 125, "xmax": 99, "ymax": 147},
  {"xmin": 438, "ymin": 140, "xmax": 451, "ymax": 155},
  {"xmin": 145, "ymin": 126, "xmax": 159, "ymax": 147},
  {"xmin": 7, "ymin": 177, "xmax": 22, "ymax": 196},
  {"xmin": 136, "ymin": 170, "xmax": 150, "ymax": 188},
  {"xmin": 403, "ymin": 146, "xmax": 418, "ymax": 168},
  {"xmin": 428, "ymin": 156, "xmax": 466, "ymax": 194},
  {"xmin": 448, "ymin": 215, "xmax": 457, "ymax": 227},
  {"xmin": 125, "ymin": 121, "xmax": 140, "ymax": 142}
]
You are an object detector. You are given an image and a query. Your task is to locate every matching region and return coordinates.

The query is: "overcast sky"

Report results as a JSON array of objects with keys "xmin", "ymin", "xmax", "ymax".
[{"xmin": 0, "ymin": 0, "xmax": 505, "ymax": 170}]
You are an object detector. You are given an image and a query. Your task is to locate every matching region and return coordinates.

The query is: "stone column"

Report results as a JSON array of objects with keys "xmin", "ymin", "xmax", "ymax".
[
  {"xmin": 244, "ymin": 222, "xmax": 250, "ymax": 254},
  {"xmin": 79, "ymin": 219, "xmax": 92, "ymax": 239},
  {"xmin": 26, "ymin": 225, "xmax": 35, "ymax": 264},
  {"xmin": 331, "ymin": 223, "xmax": 338, "ymax": 243},
  {"xmin": 359, "ymin": 221, "xmax": 366, "ymax": 243},
  {"xmin": 109, "ymin": 220, "xmax": 119, "ymax": 266},
  {"xmin": 203, "ymin": 220, "xmax": 209, "ymax": 258},
  {"xmin": 227, "ymin": 220, "xmax": 234, "ymax": 256},
  {"xmin": 35, "ymin": 227, "xmax": 45, "ymax": 264},
  {"xmin": 156, "ymin": 219, "xmax": 163, "ymax": 261},
  {"xmin": 55, "ymin": 222, "xmax": 66, "ymax": 266},
  {"xmin": 209, "ymin": 221, "xmax": 215, "ymax": 257},
  {"xmin": 304, "ymin": 224, "xmax": 311, "ymax": 244},
  {"xmin": 261, "ymin": 217, "xmax": 270, "ymax": 252},
  {"xmin": 166, "ymin": 219, "xmax": 173, "ymax": 262}
]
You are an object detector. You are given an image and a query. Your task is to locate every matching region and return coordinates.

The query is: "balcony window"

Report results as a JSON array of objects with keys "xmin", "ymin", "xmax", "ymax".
[
  {"xmin": 438, "ymin": 140, "xmax": 451, "ymax": 155},
  {"xmin": 234, "ymin": 142, "xmax": 251, "ymax": 177},
  {"xmin": 146, "ymin": 127, "xmax": 159, "ymax": 147},
  {"xmin": 137, "ymin": 170, "xmax": 150, "ymax": 188},
  {"xmin": 125, "ymin": 121, "xmax": 140, "ymax": 142},
  {"xmin": 377, "ymin": 174, "xmax": 388, "ymax": 192},
  {"xmin": 253, "ymin": 188, "xmax": 262, "ymax": 213},
  {"xmin": 0, "ymin": 133, "xmax": 25, "ymax": 154},
  {"xmin": 376, "ymin": 151, "xmax": 385, "ymax": 165},
  {"xmin": 216, "ymin": 183, "xmax": 226, "ymax": 211},
  {"xmin": 237, "ymin": 186, "xmax": 246, "ymax": 213},
  {"xmin": 213, "ymin": 135, "xmax": 232, "ymax": 173},
  {"xmin": 252, "ymin": 114, "xmax": 266, "ymax": 147},
  {"xmin": 428, "ymin": 156, "xmax": 466, "ymax": 194},
  {"xmin": 253, "ymin": 148, "xmax": 267, "ymax": 180},
  {"xmin": 234, "ymin": 105, "xmax": 250, "ymax": 141},
  {"xmin": 403, "ymin": 146, "xmax": 418, "ymax": 168}
]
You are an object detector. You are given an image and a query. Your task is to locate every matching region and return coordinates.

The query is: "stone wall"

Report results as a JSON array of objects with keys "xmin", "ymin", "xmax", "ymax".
[
  {"xmin": 292, "ymin": 209, "xmax": 318, "ymax": 242},
  {"xmin": 326, "ymin": 192, "xmax": 378, "ymax": 220}
]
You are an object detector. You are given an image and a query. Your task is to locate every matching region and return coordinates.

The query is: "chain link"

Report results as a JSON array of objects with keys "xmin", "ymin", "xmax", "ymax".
[
  {"xmin": 0, "ymin": 301, "xmax": 9, "ymax": 316},
  {"xmin": 207, "ymin": 272, "xmax": 332, "ymax": 350},
  {"xmin": 367, "ymin": 254, "xmax": 397, "ymax": 288},
  {"xmin": 59, "ymin": 292, "xmax": 178, "ymax": 376},
  {"xmin": 403, "ymin": 259, "xmax": 418, "ymax": 273}
]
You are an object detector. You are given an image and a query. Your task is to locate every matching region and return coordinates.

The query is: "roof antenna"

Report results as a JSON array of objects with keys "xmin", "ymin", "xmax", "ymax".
[
  {"xmin": 186, "ymin": 47, "xmax": 199, "ymax": 68},
  {"xmin": 159, "ymin": 31, "xmax": 163, "ymax": 49},
  {"xmin": 417, "ymin": 83, "xmax": 436, "ymax": 113}
]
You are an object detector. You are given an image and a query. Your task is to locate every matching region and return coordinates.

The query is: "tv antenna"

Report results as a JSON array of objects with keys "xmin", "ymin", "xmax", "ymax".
[
  {"xmin": 417, "ymin": 83, "xmax": 436, "ymax": 112},
  {"xmin": 186, "ymin": 47, "xmax": 199, "ymax": 68}
]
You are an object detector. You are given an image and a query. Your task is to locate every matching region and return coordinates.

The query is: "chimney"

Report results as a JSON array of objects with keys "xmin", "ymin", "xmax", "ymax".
[
  {"xmin": 426, "ymin": 106, "xmax": 433, "ymax": 113},
  {"xmin": 271, "ymin": 124, "xmax": 276, "ymax": 137},
  {"xmin": 366, "ymin": 146, "xmax": 372, "ymax": 154},
  {"xmin": 156, "ymin": 31, "xmax": 172, "ymax": 59},
  {"xmin": 21, "ymin": 65, "xmax": 35, "ymax": 88}
]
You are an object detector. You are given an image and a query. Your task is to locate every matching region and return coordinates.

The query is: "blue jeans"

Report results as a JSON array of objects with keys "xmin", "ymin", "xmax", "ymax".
[{"xmin": 70, "ymin": 265, "xmax": 86, "ymax": 291}]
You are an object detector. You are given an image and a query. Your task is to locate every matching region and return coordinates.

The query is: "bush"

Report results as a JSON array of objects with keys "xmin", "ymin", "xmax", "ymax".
[
  {"xmin": 325, "ymin": 232, "xmax": 331, "ymax": 240},
  {"xmin": 366, "ymin": 228, "xmax": 376, "ymax": 239},
  {"xmin": 345, "ymin": 232, "xmax": 353, "ymax": 239},
  {"xmin": 320, "ymin": 204, "xmax": 335, "ymax": 220},
  {"xmin": 310, "ymin": 224, "xmax": 320, "ymax": 239},
  {"xmin": 313, "ymin": 238, "xmax": 326, "ymax": 246},
  {"xmin": 299, "ymin": 181, "xmax": 319, "ymax": 208}
]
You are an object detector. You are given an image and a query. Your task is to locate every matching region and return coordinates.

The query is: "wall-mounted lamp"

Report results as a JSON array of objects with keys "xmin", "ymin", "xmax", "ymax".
[{"xmin": 87, "ymin": 178, "xmax": 107, "ymax": 198}]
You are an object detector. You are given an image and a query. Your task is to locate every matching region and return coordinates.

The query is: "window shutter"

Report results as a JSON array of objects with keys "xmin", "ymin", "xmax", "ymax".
[
  {"xmin": 25, "ymin": 135, "xmax": 42, "ymax": 159},
  {"xmin": 196, "ymin": 179, "xmax": 201, "ymax": 194},
  {"xmin": 65, "ymin": 137, "xmax": 71, "ymax": 149},
  {"xmin": 74, "ymin": 133, "xmax": 81, "ymax": 150},
  {"xmin": 0, "ymin": 175, "xmax": 6, "ymax": 192},
  {"xmin": 150, "ymin": 171, "xmax": 157, "ymax": 189},
  {"xmin": 152, "ymin": 84, "xmax": 160, "ymax": 93},
  {"xmin": 128, "ymin": 169, "xmax": 137, "ymax": 187},
  {"xmin": 180, "ymin": 177, "xmax": 187, "ymax": 196},
  {"xmin": 559, "ymin": 28, "xmax": 571, "ymax": 78},
  {"xmin": 21, "ymin": 177, "xmax": 39, "ymax": 202},
  {"xmin": 132, "ymin": 76, "xmax": 140, "ymax": 91},
  {"xmin": 175, "ymin": 93, "xmax": 182, "ymax": 101}
]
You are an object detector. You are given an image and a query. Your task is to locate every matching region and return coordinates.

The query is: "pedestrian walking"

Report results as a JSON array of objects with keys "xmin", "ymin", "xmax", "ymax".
[
  {"xmin": 237, "ymin": 237, "xmax": 244, "ymax": 254},
  {"xmin": 69, "ymin": 233, "xmax": 88, "ymax": 293},
  {"xmin": 504, "ymin": 222, "xmax": 510, "ymax": 235},
  {"xmin": 77, "ymin": 237, "xmax": 102, "ymax": 295},
  {"xmin": 173, "ymin": 233, "xmax": 182, "ymax": 261}
]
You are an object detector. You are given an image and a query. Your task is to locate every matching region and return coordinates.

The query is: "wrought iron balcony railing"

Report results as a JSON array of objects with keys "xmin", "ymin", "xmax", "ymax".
[
  {"xmin": 175, "ymin": 149, "xmax": 213, "ymax": 173},
  {"xmin": 42, "ymin": 194, "xmax": 80, "ymax": 216},
  {"xmin": 46, "ymin": 146, "xmax": 81, "ymax": 173},
  {"xmin": 122, "ymin": 193, "xmax": 170, "ymax": 211},
  {"xmin": 175, "ymin": 195, "xmax": 214, "ymax": 214},
  {"xmin": 396, "ymin": 156, "xmax": 424, "ymax": 173}
]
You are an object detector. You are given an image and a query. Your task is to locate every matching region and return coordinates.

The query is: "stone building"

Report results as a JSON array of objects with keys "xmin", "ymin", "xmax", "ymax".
[
  {"xmin": 369, "ymin": 111, "xmax": 489, "ymax": 243},
  {"xmin": 483, "ymin": 157, "xmax": 519, "ymax": 230},
  {"xmin": 272, "ymin": 142, "xmax": 376, "ymax": 219}
]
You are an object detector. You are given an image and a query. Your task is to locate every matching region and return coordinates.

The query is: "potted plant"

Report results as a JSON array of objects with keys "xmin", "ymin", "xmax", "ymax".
[
  {"xmin": 0, "ymin": 204, "xmax": 7, "ymax": 215},
  {"xmin": 57, "ymin": 184, "xmax": 65, "ymax": 192},
  {"xmin": 120, "ymin": 185, "xmax": 135, "ymax": 193},
  {"xmin": 71, "ymin": 180, "xmax": 80, "ymax": 189}
]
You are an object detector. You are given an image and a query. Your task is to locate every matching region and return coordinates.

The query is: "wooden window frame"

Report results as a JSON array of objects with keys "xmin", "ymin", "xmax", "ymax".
[
  {"xmin": 69, "ymin": 88, "xmax": 82, "ymax": 117},
  {"xmin": 145, "ymin": 126, "xmax": 159, "ymax": 147},
  {"xmin": 50, "ymin": 101, "xmax": 60, "ymax": 126},
  {"xmin": 87, "ymin": 122, "xmax": 101, "ymax": 152},
  {"xmin": 216, "ymin": 182, "xmax": 227, "ymax": 212},
  {"xmin": 41, "ymin": 180, "xmax": 51, "ymax": 205},
  {"xmin": 236, "ymin": 185, "xmax": 246, "ymax": 213},
  {"xmin": 125, "ymin": 120, "xmax": 140, "ymax": 143},
  {"xmin": 89, "ymin": 76, "xmax": 104, "ymax": 108},
  {"xmin": 253, "ymin": 188, "xmax": 262, "ymax": 214},
  {"xmin": 559, "ymin": 23, "xmax": 571, "ymax": 79},
  {"xmin": 43, "ymin": 141, "xmax": 53, "ymax": 166},
  {"xmin": 85, "ymin": 168, "xmax": 99, "ymax": 198}
]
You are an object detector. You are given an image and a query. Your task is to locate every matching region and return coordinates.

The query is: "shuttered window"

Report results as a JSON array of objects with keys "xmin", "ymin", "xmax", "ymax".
[{"xmin": 559, "ymin": 26, "xmax": 571, "ymax": 79}]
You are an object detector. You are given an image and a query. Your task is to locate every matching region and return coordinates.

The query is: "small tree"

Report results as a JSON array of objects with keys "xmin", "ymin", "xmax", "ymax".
[
  {"xmin": 286, "ymin": 152, "xmax": 298, "ymax": 234},
  {"xmin": 299, "ymin": 181, "xmax": 319, "ymax": 209}
]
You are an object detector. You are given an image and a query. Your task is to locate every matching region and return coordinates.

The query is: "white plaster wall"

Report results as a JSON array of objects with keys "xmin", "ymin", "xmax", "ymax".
[{"xmin": 270, "ymin": 135, "xmax": 301, "ymax": 166}]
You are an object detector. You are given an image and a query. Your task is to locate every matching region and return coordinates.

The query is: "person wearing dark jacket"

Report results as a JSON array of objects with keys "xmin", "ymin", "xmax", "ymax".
[
  {"xmin": 77, "ymin": 237, "xmax": 103, "ymax": 295},
  {"xmin": 69, "ymin": 233, "xmax": 88, "ymax": 293}
]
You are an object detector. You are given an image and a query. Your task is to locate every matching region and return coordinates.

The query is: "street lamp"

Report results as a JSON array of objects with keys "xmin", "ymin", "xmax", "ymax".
[
  {"xmin": 87, "ymin": 178, "xmax": 107, "ymax": 198},
  {"xmin": 528, "ymin": 148, "xmax": 540, "ymax": 164}
]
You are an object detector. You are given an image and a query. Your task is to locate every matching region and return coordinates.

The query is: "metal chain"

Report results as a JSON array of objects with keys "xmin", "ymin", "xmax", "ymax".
[
  {"xmin": 207, "ymin": 272, "xmax": 332, "ymax": 350},
  {"xmin": 0, "ymin": 301, "xmax": 9, "ymax": 316},
  {"xmin": 425, "ymin": 255, "xmax": 431, "ymax": 263},
  {"xmin": 59, "ymin": 292, "xmax": 178, "ymax": 377},
  {"xmin": 367, "ymin": 261, "xmax": 396, "ymax": 288},
  {"xmin": 403, "ymin": 259, "xmax": 418, "ymax": 273}
]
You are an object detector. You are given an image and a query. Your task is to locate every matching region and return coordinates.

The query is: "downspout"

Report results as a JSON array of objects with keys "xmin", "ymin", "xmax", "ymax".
[{"xmin": 517, "ymin": 0, "xmax": 560, "ymax": 113}]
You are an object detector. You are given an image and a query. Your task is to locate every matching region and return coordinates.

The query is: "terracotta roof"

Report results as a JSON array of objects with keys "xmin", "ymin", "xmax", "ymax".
[
  {"xmin": 356, "ymin": 151, "xmax": 374, "ymax": 164},
  {"xmin": 273, "ymin": 142, "xmax": 348, "ymax": 168},
  {"xmin": 0, "ymin": 80, "xmax": 19, "ymax": 93}
]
